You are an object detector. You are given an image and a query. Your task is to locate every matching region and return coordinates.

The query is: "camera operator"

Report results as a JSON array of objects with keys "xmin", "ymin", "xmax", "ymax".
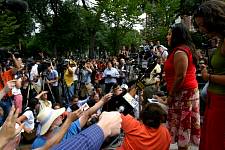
[
  {"xmin": 78, "ymin": 61, "xmax": 93, "ymax": 99},
  {"xmin": 0, "ymin": 52, "xmax": 20, "ymax": 120},
  {"xmin": 46, "ymin": 62, "xmax": 60, "ymax": 104},
  {"xmin": 103, "ymin": 61, "xmax": 120, "ymax": 94},
  {"xmin": 30, "ymin": 60, "xmax": 40, "ymax": 82},
  {"xmin": 64, "ymin": 60, "xmax": 78, "ymax": 101},
  {"xmin": 143, "ymin": 59, "xmax": 162, "ymax": 95}
]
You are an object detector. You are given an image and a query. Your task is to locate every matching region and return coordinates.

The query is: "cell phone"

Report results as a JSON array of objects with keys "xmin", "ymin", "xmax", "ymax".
[{"xmin": 81, "ymin": 103, "xmax": 90, "ymax": 111}]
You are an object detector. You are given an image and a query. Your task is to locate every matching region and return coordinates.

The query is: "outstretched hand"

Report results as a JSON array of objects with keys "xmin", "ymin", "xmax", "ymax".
[
  {"xmin": 67, "ymin": 108, "xmax": 83, "ymax": 122},
  {"xmin": 101, "ymin": 93, "xmax": 113, "ymax": 103},
  {"xmin": 97, "ymin": 111, "xmax": 122, "ymax": 138},
  {"xmin": 0, "ymin": 105, "xmax": 24, "ymax": 149}
]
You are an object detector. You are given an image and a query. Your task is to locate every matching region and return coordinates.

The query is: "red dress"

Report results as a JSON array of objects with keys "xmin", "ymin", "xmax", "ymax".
[{"xmin": 164, "ymin": 45, "xmax": 200, "ymax": 147}]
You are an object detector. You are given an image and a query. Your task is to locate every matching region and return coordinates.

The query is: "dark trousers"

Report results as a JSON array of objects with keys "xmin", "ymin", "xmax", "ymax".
[{"xmin": 51, "ymin": 86, "xmax": 60, "ymax": 104}]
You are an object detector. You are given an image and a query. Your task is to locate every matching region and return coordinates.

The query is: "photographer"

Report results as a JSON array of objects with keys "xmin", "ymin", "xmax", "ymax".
[
  {"xmin": 78, "ymin": 61, "xmax": 93, "ymax": 99},
  {"xmin": 64, "ymin": 60, "xmax": 77, "ymax": 101},
  {"xmin": 46, "ymin": 62, "xmax": 60, "ymax": 104}
]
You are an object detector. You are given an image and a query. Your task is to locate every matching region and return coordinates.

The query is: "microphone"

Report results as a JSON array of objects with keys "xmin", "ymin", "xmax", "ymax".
[
  {"xmin": 103, "ymin": 91, "xmax": 136, "ymax": 116},
  {"xmin": 5, "ymin": 0, "xmax": 28, "ymax": 12},
  {"xmin": 118, "ymin": 106, "xmax": 125, "ymax": 113}
]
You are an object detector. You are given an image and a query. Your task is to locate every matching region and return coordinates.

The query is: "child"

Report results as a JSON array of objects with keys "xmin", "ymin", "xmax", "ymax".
[{"xmin": 12, "ymin": 79, "xmax": 23, "ymax": 113}]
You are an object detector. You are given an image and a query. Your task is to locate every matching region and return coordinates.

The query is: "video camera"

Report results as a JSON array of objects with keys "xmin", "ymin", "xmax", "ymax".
[
  {"xmin": 138, "ymin": 55, "xmax": 158, "ymax": 87},
  {"xmin": 37, "ymin": 60, "xmax": 51, "ymax": 76}
]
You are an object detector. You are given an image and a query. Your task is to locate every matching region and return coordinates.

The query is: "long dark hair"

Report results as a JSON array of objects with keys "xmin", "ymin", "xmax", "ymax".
[
  {"xmin": 170, "ymin": 23, "xmax": 197, "ymax": 65},
  {"xmin": 22, "ymin": 98, "xmax": 39, "ymax": 114},
  {"xmin": 193, "ymin": 0, "xmax": 225, "ymax": 38}
]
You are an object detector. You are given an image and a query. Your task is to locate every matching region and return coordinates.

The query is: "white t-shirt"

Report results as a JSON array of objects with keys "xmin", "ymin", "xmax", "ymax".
[
  {"xmin": 30, "ymin": 64, "xmax": 39, "ymax": 81},
  {"xmin": 72, "ymin": 66, "xmax": 78, "ymax": 81},
  {"xmin": 12, "ymin": 87, "xmax": 21, "ymax": 95},
  {"xmin": 23, "ymin": 110, "xmax": 35, "ymax": 130},
  {"xmin": 161, "ymin": 50, "xmax": 168, "ymax": 59}
]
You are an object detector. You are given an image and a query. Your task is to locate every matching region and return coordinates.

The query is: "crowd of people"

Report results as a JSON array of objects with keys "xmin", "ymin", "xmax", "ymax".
[{"xmin": 0, "ymin": 0, "xmax": 224, "ymax": 150}]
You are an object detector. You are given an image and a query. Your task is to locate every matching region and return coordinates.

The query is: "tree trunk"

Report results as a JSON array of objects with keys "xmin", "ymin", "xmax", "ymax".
[{"xmin": 89, "ymin": 32, "xmax": 96, "ymax": 59}]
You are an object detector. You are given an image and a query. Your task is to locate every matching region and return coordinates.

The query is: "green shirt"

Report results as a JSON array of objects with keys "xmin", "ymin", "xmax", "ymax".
[{"xmin": 208, "ymin": 48, "xmax": 225, "ymax": 94}]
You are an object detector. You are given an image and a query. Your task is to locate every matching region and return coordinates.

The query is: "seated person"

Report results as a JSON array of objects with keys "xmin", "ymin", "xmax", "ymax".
[
  {"xmin": 35, "ymin": 91, "xmax": 52, "ymax": 111},
  {"xmin": 32, "ymin": 93, "xmax": 112, "ymax": 149},
  {"xmin": 117, "ymin": 103, "xmax": 171, "ymax": 150}
]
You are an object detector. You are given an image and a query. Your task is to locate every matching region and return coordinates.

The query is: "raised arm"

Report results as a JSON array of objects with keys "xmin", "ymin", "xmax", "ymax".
[
  {"xmin": 51, "ymin": 112, "xmax": 122, "ymax": 150},
  {"xmin": 0, "ymin": 80, "xmax": 16, "ymax": 101},
  {"xmin": 37, "ymin": 108, "xmax": 83, "ymax": 150},
  {"xmin": 35, "ymin": 91, "xmax": 48, "ymax": 99},
  {"xmin": 79, "ymin": 93, "xmax": 113, "ymax": 128}
]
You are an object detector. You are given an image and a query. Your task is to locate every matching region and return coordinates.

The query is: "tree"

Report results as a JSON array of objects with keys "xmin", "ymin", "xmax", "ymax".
[
  {"xmin": 0, "ymin": 12, "xmax": 19, "ymax": 48},
  {"xmin": 98, "ymin": 0, "xmax": 143, "ymax": 54},
  {"xmin": 143, "ymin": 0, "xmax": 180, "ymax": 44}
]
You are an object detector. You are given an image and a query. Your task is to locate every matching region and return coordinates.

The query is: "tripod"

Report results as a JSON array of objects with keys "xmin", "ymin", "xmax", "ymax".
[{"xmin": 41, "ymin": 73, "xmax": 56, "ymax": 104}]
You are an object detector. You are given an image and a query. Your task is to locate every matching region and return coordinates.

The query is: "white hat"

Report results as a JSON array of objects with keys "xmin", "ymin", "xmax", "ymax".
[{"xmin": 37, "ymin": 107, "xmax": 65, "ymax": 135}]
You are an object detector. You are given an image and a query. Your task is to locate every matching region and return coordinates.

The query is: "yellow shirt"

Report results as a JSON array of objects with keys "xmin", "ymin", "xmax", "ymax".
[{"xmin": 64, "ymin": 69, "xmax": 73, "ymax": 87}]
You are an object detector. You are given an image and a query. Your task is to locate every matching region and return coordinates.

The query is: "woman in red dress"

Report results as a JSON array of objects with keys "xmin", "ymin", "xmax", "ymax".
[
  {"xmin": 164, "ymin": 23, "xmax": 200, "ymax": 150},
  {"xmin": 193, "ymin": 1, "xmax": 225, "ymax": 150}
]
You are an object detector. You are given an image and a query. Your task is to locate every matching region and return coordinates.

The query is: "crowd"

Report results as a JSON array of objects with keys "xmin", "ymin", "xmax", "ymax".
[{"xmin": 0, "ymin": 1, "xmax": 225, "ymax": 150}]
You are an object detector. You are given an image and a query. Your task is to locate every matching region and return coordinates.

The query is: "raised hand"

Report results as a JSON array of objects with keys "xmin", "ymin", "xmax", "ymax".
[
  {"xmin": 67, "ymin": 108, "xmax": 83, "ymax": 122},
  {"xmin": 0, "ymin": 106, "xmax": 24, "ymax": 149},
  {"xmin": 101, "ymin": 93, "xmax": 113, "ymax": 103},
  {"xmin": 97, "ymin": 111, "xmax": 122, "ymax": 138}
]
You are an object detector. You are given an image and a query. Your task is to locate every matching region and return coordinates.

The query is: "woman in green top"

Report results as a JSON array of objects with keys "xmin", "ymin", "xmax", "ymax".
[{"xmin": 193, "ymin": 1, "xmax": 225, "ymax": 150}]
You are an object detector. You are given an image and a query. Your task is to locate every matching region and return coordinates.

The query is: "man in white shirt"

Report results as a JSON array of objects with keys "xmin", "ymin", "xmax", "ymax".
[{"xmin": 103, "ymin": 61, "xmax": 120, "ymax": 93}]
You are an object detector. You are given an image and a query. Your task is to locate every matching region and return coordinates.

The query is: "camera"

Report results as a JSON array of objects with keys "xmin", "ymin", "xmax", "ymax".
[{"xmin": 106, "ymin": 74, "xmax": 111, "ymax": 78}]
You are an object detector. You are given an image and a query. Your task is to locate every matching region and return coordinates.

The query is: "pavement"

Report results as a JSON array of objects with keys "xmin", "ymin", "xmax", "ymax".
[
  {"xmin": 170, "ymin": 143, "xmax": 199, "ymax": 150},
  {"xmin": 19, "ymin": 143, "xmax": 199, "ymax": 150}
]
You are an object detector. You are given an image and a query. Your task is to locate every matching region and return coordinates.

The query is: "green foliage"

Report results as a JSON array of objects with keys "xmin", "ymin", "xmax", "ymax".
[
  {"xmin": 179, "ymin": 0, "xmax": 203, "ymax": 15},
  {"xmin": 3, "ymin": 0, "xmax": 208, "ymax": 57},
  {"xmin": 0, "ymin": 12, "xmax": 19, "ymax": 48},
  {"xmin": 142, "ymin": 0, "xmax": 180, "ymax": 45}
]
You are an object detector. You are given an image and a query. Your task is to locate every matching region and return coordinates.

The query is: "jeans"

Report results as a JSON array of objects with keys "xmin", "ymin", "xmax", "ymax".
[
  {"xmin": 0, "ymin": 96, "xmax": 12, "ymax": 120},
  {"xmin": 65, "ymin": 84, "xmax": 75, "ymax": 104}
]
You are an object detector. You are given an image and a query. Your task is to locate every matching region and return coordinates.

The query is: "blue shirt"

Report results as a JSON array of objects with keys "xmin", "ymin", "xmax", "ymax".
[
  {"xmin": 103, "ymin": 67, "xmax": 119, "ymax": 84},
  {"xmin": 51, "ymin": 124, "xmax": 104, "ymax": 150},
  {"xmin": 47, "ymin": 69, "xmax": 59, "ymax": 86},
  {"xmin": 32, "ymin": 120, "xmax": 81, "ymax": 149},
  {"xmin": 80, "ymin": 69, "xmax": 91, "ymax": 84}
]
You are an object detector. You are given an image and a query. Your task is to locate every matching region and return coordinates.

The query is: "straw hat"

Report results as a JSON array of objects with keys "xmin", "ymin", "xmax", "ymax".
[{"xmin": 37, "ymin": 107, "xmax": 65, "ymax": 135}]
